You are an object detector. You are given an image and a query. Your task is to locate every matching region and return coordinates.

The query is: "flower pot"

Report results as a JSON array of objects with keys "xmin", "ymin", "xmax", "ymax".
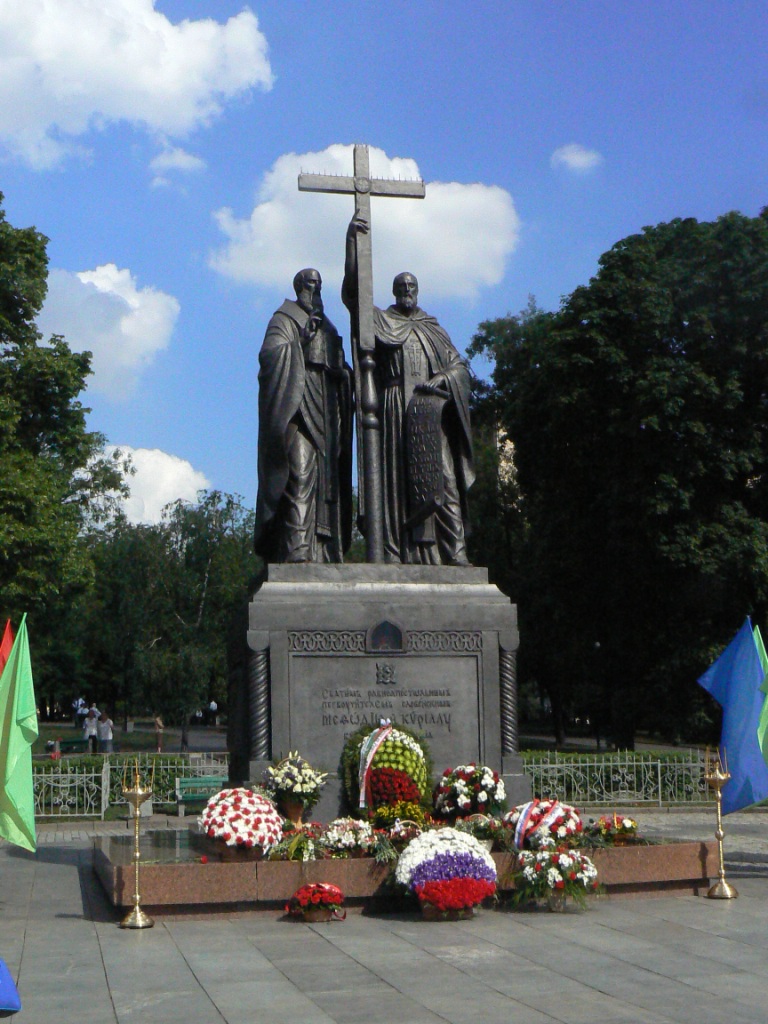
[
  {"xmin": 279, "ymin": 796, "xmax": 305, "ymax": 828},
  {"xmin": 302, "ymin": 906, "xmax": 333, "ymax": 922},
  {"xmin": 301, "ymin": 905, "xmax": 345, "ymax": 922},
  {"xmin": 420, "ymin": 903, "xmax": 475, "ymax": 921},
  {"xmin": 546, "ymin": 891, "xmax": 567, "ymax": 913}
]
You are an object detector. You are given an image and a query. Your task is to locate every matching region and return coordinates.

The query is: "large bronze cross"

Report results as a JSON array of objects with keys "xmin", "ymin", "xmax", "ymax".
[{"xmin": 298, "ymin": 144, "xmax": 425, "ymax": 562}]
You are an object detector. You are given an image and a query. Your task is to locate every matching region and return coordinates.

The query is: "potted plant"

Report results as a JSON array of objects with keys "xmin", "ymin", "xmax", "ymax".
[
  {"xmin": 433, "ymin": 763, "xmax": 506, "ymax": 820},
  {"xmin": 264, "ymin": 751, "xmax": 328, "ymax": 826},
  {"xmin": 285, "ymin": 882, "xmax": 346, "ymax": 922},
  {"xmin": 394, "ymin": 827, "xmax": 497, "ymax": 920},
  {"xmin": 198, "ymin": 788, "xmax": 283, "ymax": 859},
  {"xmin": 512, "ymin": 846, "xmax": 600, "ymax": 911}
]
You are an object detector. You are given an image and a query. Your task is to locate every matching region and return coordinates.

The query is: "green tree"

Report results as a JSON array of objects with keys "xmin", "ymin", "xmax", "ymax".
[
  {"xmin": 0, "ymin": 194, "xmax": 128, "ymax": 714},
  {"xmin": 0, "ymin": 194, "xmax": 128, "ymax": 614},
  {"xmin": 466, "ymin": 375, "xmax": 526, "ymax": 603},
  {"xmin": 76, "ymin": 518, "xmax": 170, "ymax": 719},
  {"xmin": 471, "ymin": 211, "xmax": 768, "ymax": 747},
  {"xmin": 77, "ymin": 492, "xmax": 261, "ymax": 747}
]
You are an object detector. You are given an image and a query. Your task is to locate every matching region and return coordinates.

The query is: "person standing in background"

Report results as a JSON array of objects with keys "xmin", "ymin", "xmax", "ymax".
[
  {"xmin": 83, "ymin": 708, "xmax": 98, "ymax": 754},
  {"xmin": 154, "ymin": 714, "xmax": 164, "ymax": 753},
  {"xmin": 97, "ymin": 710, "xmax": 114, "ymax": 753}
]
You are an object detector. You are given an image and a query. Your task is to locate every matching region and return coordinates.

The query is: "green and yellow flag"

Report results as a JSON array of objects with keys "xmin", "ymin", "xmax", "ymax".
[{"xmin": 0, "ymin": 616, "xmax": 37, "ymax": 852}]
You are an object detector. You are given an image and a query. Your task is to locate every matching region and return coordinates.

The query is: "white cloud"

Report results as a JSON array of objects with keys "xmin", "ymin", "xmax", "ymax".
[
  {"xmin": 151, "ymin": 145, "xmax": 206, "ymax": 174},
  {"xmin": 150, "ymin": 143, "xmax": 206, "ymax": 187},
  {"xmin": 210, "ymin": 144, "xmax": 521, "ymax": 303},
  {"xmin": 0, "ymin": 1, "xmax": 272, "ymax": 169},
  {"xmin": 108, "ymin": 446, "xmax": 210, "ymax": 525},
  {"xmin": 37, "ymin": 264, "xmax": 179, "ymax": 397},
  {"xmin": 550, "ymin": 143, "xmax": 604, "ymax": 173}
]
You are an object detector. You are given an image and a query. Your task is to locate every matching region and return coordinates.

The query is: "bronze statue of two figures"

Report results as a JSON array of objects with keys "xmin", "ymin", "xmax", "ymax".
[{"xmin": 254, "ymin": 154, "xmax": 475, "ymax": 567}]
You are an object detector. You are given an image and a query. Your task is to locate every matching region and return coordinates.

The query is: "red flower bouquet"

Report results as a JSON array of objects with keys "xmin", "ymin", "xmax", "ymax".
[{"xmin": 285, "ymin": 882, "xmax": 346, "ymax": 921}]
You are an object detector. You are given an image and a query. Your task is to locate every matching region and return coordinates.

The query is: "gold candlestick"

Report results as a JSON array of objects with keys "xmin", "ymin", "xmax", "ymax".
[
  {"xmin": 703, "ymin": 746, "xmax": 738, "ymax": 900},
  {"xmin": 119, "ymin": 759, "xmax": 155, "ymax": 928}
]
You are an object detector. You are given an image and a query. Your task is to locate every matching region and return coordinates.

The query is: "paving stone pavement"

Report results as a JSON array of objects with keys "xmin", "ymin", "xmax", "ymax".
[{"xmin": 0, "ymin": 809, "xmax": 765, "ymax": 1024}]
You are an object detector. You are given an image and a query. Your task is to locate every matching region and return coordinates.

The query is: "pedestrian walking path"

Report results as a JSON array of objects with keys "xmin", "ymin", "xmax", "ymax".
[{"xmin": 0, "ymin": 809, "xmax": 765, "ymax": 1023}]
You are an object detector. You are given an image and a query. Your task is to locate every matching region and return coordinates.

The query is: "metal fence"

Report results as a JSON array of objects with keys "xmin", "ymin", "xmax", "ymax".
[
  {"xmin": 521, "ymin": 750, "xmax": 714, "ymax": 807},
  {"xmin": 33, "ymin": 760, "xmax": 111, "ymax": 819},
  {"xmin": 33, "ymin": 753, "xmax": 229, "ymax": 819},
  {"xmin": 33, "ymin": 749, "xmax": 713, "ymax": 817}
]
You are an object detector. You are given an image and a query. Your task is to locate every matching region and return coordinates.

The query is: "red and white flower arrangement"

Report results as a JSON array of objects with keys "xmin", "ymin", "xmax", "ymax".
[
  {"xmin": 513, "ymin": 847, "xmax": 599, "ymax": 908},
  {"xmin": 434, "ymin": 763, "xmax": 506, "ymax": 817},
  {"xmin": 285, "ymin": 882, "xmax": 346, "ymax": 919},
  {"xmin": 503, "ymin": 799, "xmax": 583, "ymax": 849},
  {"xmin": 199, "ymin": 788, "xmax": 283, "ymax": 853},
  {"xmin": 395, "ymin": 827, "xmax": 497, "ymax": 913}
]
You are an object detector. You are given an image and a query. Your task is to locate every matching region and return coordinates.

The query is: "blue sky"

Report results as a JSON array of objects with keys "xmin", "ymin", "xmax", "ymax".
[{"xmin": 2, "ymin": 1, "xmax": 766, "ymax": 520}]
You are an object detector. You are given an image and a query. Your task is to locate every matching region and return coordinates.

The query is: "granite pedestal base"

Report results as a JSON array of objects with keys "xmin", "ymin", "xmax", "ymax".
[
  {"xmin": 239, "ymin": 564, "xmax": 529, "ymax": 810},
  {"xmin": 93, "ymin": 834, "xmax": 718, "ymax": 909}
]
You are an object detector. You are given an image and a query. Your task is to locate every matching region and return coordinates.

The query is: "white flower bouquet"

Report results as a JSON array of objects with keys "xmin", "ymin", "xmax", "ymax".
[
  {"xmin": 321, "ymin": 817, "xmax": 375, "ymax": 856},
  {"xmin": 433, "ymin": 763, "xmax": 506, "ymax": 818},
  {"xmin": 265, "ymin": 751, "xmax": 328, "ymax": 813}
]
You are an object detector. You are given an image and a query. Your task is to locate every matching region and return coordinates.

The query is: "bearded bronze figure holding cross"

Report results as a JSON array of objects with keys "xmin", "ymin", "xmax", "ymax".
[{"xmin": 254, "ymin": 145, "xmax": 474, "ymax": 566}]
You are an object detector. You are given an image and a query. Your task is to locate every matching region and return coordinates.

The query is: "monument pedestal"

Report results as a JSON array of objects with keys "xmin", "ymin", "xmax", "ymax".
[{"xmin": 239, "ymin": 564, "xmax": 529, "ymax": 813}]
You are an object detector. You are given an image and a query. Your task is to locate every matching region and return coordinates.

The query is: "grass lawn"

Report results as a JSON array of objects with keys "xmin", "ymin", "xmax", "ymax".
[{"xmin": 34, "ymin": 722, "xmax": 163, "ymax": 755}]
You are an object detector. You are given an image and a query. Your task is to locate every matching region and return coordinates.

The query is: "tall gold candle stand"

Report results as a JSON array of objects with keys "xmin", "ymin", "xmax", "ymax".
[
  {"xmin": 704, "ymin": 747, "xmax": 738, "ymax": 900},
  {"xmin": 119, "ymin": 759, "xmax": 155, "ymax": 928}
]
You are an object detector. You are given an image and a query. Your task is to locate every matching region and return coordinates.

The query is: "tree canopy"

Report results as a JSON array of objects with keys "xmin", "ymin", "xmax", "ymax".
[
  {"xmin": 0, "ymin": 193, "xmax": 128, "ymax": 622},
  {"xmin": 75, "ymin": 491, "xmax": 261, "ymax": 736},
  {"xmin": 470, "ymin": 209, "xmax": 768, "ymax": 746}
]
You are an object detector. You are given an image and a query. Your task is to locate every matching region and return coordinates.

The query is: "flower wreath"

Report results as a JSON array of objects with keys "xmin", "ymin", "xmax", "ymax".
[
  {"xmin": 199, "ymin": 788, "xmax": 283, "ymax": 853},
  {"xmin": 341, "ymin": 722, "xmax": 432, "ymax": 812},
  {"xmin": 503, "ymin": 799, "xmax": 583, "ymax": 849},
  {"xmin": 395, "ymin": 827, "xmax": 497, "ymax": 909}
]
